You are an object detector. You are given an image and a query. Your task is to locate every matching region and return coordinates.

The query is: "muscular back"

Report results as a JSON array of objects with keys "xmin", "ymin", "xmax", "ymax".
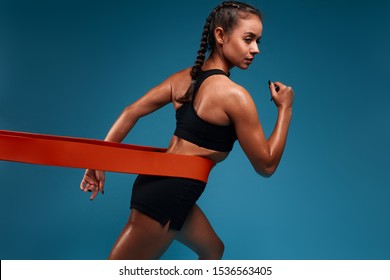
[{"xmin": 167, "ymin": 68, "xmax": 241, "ymax": 162}]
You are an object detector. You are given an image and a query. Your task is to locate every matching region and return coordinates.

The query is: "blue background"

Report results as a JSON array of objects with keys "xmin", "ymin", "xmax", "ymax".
[{"xmin": 1, "ymin": 0, "xmax": 389, "ymax": 260}]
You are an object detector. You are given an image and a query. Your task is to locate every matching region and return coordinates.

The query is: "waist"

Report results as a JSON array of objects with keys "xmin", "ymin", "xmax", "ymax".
[{"xmin": 166, "ymin": 136, "xmax": 229, "ymax": 164}]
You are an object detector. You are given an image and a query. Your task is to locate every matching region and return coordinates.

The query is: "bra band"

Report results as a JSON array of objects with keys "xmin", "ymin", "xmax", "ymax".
[{"xmin": 0, "ymin": 130, "xmax": 215, "ymax": 183}]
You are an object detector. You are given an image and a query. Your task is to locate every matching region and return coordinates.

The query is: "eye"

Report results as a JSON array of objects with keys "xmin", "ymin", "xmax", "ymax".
[{"xmin": 244, "ymin": 37, "xmax": 252, "ymax": 43}]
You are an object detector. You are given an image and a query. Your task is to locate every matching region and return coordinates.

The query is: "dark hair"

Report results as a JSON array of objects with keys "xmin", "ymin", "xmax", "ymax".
[{"xmin": 177, "ymin": 1, "xmax": 262, "ymax": 103}]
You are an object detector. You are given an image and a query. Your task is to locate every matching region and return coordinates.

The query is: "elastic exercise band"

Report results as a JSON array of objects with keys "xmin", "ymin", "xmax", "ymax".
[{"xmin": 0, "ymin": 130, "xmax": 214, "ymax": 183}]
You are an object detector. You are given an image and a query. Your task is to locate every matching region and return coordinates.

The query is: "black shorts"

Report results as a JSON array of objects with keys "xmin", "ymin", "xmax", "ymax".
[{"xmin": 130, "ymin": 175, "xmax": 206, "ymax": 231}]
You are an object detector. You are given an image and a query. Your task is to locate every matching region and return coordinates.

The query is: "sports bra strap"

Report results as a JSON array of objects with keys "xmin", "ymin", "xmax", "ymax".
[{"xmin": 193, "ymin": 69, "xmax": 229, "ymax": 99}]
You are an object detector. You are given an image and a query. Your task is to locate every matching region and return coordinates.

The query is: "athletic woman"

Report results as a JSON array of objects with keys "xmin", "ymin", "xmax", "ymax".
[{"xmin": 80, "ymin": 1, "xmax": 294, "ymax": 260}]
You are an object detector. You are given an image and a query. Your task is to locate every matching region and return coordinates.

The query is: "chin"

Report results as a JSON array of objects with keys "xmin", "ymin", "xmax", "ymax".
[{"xmin": 237, "ymin": 64, "xmax": 250, "ymax": 70}]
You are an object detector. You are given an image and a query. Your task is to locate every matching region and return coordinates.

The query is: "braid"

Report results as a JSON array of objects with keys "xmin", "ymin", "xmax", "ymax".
[
  {"xmin": 190, "ymin": 3, "xmax": 224, "ymax": 80},
  {"xmin": 177, "ymin": 1, "xmax": 262, "ymax": 103},
  {"xmin": 176, "ymin": 4, "xmax": 222, "ymax": 103}
]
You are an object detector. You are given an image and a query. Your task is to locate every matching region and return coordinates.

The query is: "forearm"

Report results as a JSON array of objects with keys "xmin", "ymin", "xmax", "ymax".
[{"xmin": 266, "ymin": 106, "xmax": 292, "ymax": 171}]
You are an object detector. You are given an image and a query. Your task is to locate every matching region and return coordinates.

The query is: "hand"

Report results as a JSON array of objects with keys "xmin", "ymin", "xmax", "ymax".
[
  {"xmin": 80, "ymin": 169, "xmax": 105, "ymax": 200},
  {"xmin": 269, "ymin": 81, "xmax": 294, "ymax": 109}
]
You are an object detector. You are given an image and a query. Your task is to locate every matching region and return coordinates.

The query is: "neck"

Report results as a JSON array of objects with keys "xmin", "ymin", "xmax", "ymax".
[{"xmin": 202, "ymin": 51, "xmax": 232, "ymax": 73}]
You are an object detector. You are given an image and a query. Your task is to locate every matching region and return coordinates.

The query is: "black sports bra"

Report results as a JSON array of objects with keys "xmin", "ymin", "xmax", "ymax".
[{"xmin": 174, "ymin": 69, "xmax": 237, "ymax": 152}]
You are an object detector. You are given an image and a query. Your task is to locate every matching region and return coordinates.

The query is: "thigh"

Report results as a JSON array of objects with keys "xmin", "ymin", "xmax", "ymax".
[
  {"xmin": 108, "ymin": 209, "xmax": 177, "ymax": 260},
  {"xmin": 131, "ymin": 175, "xmax": 206, "ymax": 231},
  {"xmin": 175, "ymin": 204, "xmax": 224, "ymax": 259}
]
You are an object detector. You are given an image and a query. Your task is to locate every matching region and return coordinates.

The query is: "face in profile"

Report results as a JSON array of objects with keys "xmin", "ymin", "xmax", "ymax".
[{"xmin": 218, "ymin": 14, "xmax": 263, "ymax": 69}]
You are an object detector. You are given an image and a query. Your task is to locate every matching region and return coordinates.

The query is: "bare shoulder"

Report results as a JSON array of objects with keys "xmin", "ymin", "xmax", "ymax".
[
  {"xmin": 168, "ymin": 67, "xmax": 192, "ymax": 84},
  {"xmin": 223, "ymin": 79, "xmax": 255, "ymax": 112},
  {"xmin": 168, "ymin": 67, "xmax": 192, "ymax": 101}
]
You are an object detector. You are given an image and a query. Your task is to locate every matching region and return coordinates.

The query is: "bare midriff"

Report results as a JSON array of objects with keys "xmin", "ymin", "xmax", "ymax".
[{"xmin": 166, "ymin": 135, "xmax": 229, "ymax": 164}]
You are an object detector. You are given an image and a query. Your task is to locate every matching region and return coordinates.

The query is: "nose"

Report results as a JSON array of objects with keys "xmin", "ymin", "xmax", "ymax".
[{"xmin": 251, "ymin": 42, "xmax": 260, "ymax": 54}]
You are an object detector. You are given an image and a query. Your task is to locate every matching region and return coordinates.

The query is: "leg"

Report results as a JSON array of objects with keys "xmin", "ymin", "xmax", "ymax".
[
  {"xmin": 108, "ymin": 209, "xmax": 176, "ymax": 260},
  {"xmin": 175, "ymin": 204, "xmax": 224, "ymax": 260}
]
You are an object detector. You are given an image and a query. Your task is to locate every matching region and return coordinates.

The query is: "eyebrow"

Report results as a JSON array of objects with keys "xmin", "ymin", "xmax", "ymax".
[{"xmin": 244, "ymin": 32, "xmax": 261, "ymax": 40}]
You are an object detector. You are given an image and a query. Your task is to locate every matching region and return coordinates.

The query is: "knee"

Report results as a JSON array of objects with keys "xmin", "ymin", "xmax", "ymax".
[
  {"xmin": 214, "ymin": 238, "xmax": 225, "ymax": 259},
  {"xmin": 200, "ymin": 238, "xmax": 224, "ymax": 260}
]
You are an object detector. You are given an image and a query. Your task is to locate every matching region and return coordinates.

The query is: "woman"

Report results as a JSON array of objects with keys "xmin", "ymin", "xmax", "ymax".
[{"xmin": 80, "ymin": 1, "xmax": 294, "ymax": 260}]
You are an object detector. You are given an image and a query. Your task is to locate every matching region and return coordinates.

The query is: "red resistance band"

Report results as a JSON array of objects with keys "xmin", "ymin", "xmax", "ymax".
[{"xmin": 0, "ymin": 130, "xmax": 215, "ymax": 183}]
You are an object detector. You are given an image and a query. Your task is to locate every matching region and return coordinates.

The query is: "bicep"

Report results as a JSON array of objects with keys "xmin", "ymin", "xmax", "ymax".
[
  {"xmin": 127, "ymin": 78, "xmax": 173, "ymax": 118},
  {"xmin": 227, "ymin": 91, "xmax": 271, "ymax": 173}
]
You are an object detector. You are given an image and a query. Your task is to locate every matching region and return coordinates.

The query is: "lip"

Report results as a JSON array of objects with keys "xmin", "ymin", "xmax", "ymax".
[{"xmin": 245, "ymin": 58, "xmax": 254, "ymax": 63}]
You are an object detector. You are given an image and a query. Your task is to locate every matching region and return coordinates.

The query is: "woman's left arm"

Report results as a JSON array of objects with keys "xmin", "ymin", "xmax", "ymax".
[
  {"xmin": 103, "ymin": 78, "xmax": 173, "ymax": 143},
  {"xmin": 81, "ymin": 75, "xmax": 176, "ymax": 199}
]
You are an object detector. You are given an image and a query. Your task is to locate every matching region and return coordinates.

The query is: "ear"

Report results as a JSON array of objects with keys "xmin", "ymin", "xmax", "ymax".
[{"xmin": 214, "ymin": 27, "xmax": 226, "ymax": 45}]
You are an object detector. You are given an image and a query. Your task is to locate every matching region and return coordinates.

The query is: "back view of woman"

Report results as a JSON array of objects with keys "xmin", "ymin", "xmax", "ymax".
[{"xmin": 80, "ymin": 1, "xmax": 294, "ymax": 259}]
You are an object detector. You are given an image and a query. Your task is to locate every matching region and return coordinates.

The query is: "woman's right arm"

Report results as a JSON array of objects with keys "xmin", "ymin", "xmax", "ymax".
[{"xmin": 227, "ymin": 81, "xmax": 294, "ymax": 177}]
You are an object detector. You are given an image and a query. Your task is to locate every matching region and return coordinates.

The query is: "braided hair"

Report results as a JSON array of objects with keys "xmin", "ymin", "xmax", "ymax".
[{"xmin": 178, "ymin": 1, "xmax": 262, "ymax": 102}]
